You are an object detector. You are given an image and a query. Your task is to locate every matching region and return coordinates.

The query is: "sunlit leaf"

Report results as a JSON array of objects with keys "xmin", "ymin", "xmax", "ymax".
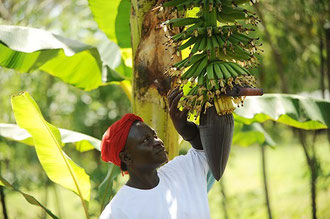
[
  {"xmin": 234, "ymin": 94, "xmax": 330, "ymax": 130},
  {"xmin": 115, "ymin": 61, "xmax": 132, "ymax": 79},
  {"xmin": 0, "ymin": 123, "xmax": 34, "ymax": 145},
  {"xmin": 233, "ymin": 123, "xmax": 276, "ymax": 147},
  {"xmin": 88, "ymin": 0, "xmax": 131, "ymax": 48},
  {"xmin": 0, "ymin": 123, "xmax": 101, "ymax": 152},
  {"xmin": 11, "ymin": 92, "xmax": 91, "ymax": 203},
  {"xmin": 0, "ymin": 175, "xmax": 59, "ymax": 219},
  {"xmin": 0, "ymin": 25, "xmax": 124, "ymax": 91},
  {"xmin": 97, "ymin": 38, "xmax": 121, "ymax": 69}
]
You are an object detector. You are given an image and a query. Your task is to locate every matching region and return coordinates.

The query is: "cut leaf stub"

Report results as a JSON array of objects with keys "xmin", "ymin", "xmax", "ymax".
[{"xmin": 163, "ymin": 0, "xmax": 263, "ymax": 117}]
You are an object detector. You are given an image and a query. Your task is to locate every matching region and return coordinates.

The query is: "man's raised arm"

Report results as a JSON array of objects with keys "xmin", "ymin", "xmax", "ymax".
[{"xmin": 167, "ymin": 87, "xmax": 203, "ymax": 150}]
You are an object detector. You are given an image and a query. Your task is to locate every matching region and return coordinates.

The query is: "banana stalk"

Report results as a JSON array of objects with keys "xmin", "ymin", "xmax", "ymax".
[
  {"xmin": 164, "ymin": 0, "xmax": 263, "ymax": 180},
  {"xmin": 163, "ymin": 0, "xmax": 262, "ymax": 116}
]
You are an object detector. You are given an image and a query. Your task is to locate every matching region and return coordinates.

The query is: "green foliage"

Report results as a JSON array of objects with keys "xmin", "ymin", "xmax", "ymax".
[
  {"xmin": 98, "ymin": 164, "xmax": 121, "ymax": 213},
  {"xmin": 251, "ymin": 0, "xmax": 329, "ymax": 93},
  {"xmin": 11, "ymin": 92, "xmax": 91, "ymax": 205},
  {"xmin": 0, "ymin": 25, "xmax": 124, "ymax": 91},
  {"xmin": 88, "ymin": 0, "xmax": 131, "ymax": 48},
  {"xmin": 234, "ymin": 94, "xmax": 330, "ymax": 130},
  {"xmin": 0, "ymin": 123, "xmax": 101, "ymax": 152},
  {"xmin": 0, "ymin": 175, "xmax": 59, "ymax": 219},
  {"xmin": 233, "ymin": 122, "xmax": 276, "ymax": 147}
]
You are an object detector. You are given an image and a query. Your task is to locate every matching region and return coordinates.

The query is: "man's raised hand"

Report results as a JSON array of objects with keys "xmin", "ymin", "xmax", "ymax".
[{"xmin": 167, "ymin": 87, "xmax": 196, "ymax": 141}]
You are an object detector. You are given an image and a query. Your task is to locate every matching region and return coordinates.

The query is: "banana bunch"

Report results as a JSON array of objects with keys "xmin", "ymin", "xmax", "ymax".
[
  {"xmin": 164, "ymin": 0, "xmax": 256, "ymax": 10},
  {"xmin": 163, "ymin": 0, "xmax": 262, "ymax": 116}
]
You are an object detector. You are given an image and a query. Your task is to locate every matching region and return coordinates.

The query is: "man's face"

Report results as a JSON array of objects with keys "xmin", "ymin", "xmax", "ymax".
[{"xmin": 122, "ymin": 121, "xmax": 168, "ymax": 170}]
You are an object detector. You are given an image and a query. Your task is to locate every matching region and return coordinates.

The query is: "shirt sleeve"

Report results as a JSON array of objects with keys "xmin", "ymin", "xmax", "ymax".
[{"xmin": 160, "ymin": 147, "xmax": 209, "ymax": 180}]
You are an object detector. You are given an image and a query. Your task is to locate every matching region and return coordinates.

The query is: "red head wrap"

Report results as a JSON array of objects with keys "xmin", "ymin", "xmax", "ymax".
[{"xmin": 101, "ymin": 113, "xmax": 143, "ymax": 167}]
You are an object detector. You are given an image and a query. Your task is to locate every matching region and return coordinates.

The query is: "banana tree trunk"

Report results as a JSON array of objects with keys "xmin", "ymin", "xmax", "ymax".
[{"xmin": 130, "ymin": 0, "xmax": 180, "ymax": 159}]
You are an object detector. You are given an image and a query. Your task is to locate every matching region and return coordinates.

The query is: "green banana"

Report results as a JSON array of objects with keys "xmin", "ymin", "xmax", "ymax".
[
  {"xmin": 211, "ymin": 35, "xmax": 219, "ymax": 49},
  {"xmin": 176, "ymin": 0, "xmax": 195, "ymax": 9},
  {"xmin": 220, "ymin": 5, "xmax": 247, "ymax": 20},
  {"xmin": 191, "ymin": 39, "xmax": 202, "ymax": 54},
  {"xmin": 206, "ymin": 63, "xmax": 215, "ymax": 80},
  {"xmin": 219, "ymin": 63, "xmax": 231, "ymax": 80},
  {"xmin": 178, "ymin": 37, "xmax": 199, "ymax": 51},
  {"xmin": 187, "ymin": 86, "xmax": 199, "ymax": 96},
  {"xmin": 181, "ymin": 60, "xmax": 201, "ymax": 79},
  {"xmin": 192, "ymin": 60, "xmax": 207, "ymax": 78},
  {"xmin": 163, "ymin": 0, "xmax": 186, "ymax": 7},
  {"xmin": 195, "ymin": 56, "xmax": 208, "ymax": 76},
  {"xmin": 165, "ymin": 18, "xmax": 201, "ymax": 27},
  {"xmin": 192, "ymin": 0, "xmax": 202, "ymax": 7},
  {"xmin": 187, "ymin": 53, "xmax": 207, "ymax": 67},
  {"xmin": 173, "ymin": 58, "xmax": 190, "ymax": 69},
  {"xmin": 198, "ymin": 72, "xmax": 206, "ymax": 86},
  {"xmin": 217, "ymin": 13, "xmax": 236, "ymax": 23},
  {"xmin": 185, "ymin": 21, "xmax": 204, "ymax": 36},
  {"xmin": 230, "ymin": 32, "xmax": 254, "ymax": 43},
  {"xmin": 215, "ymin": 34, "xmax": 225, "ymax": 48},
  {"xmin": 213, "ymin": 62, "xmax": 223, "ymax": 79},
  {"xmin": 227, "ymin": 35, "xmax": 243, "ymax": 45},
  {"xmin": 206, "ymin": 37, "xmax": 212, "ymax": 52},
  {"xmin": 198, "ymin": 37, "xmax": 207, "ymax": 51},
  {"xmin": 229, "ymin": 0, "xmax": 251, "ymax": 6},
  {"xmin": 227, "ymin": 62, "xmax": 249, "ymax": 75},
  {"xmin": 232, "ymin": 44, "xmax": 251, "ymax": 59},
  {"xmin": 224, "ymin": 63, "xmax": 238, "ymax": 77}
]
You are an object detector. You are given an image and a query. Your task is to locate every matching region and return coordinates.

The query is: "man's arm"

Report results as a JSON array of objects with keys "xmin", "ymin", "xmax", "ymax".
[{"xmin": 167, "ymin": 88, "xmax": 203, "ymax": 150}]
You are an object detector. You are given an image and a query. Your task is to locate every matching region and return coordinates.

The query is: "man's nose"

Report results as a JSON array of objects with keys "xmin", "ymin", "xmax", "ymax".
[{"xmin": 153, "ymin": 137, "xmax": 164, "ymax": 147}]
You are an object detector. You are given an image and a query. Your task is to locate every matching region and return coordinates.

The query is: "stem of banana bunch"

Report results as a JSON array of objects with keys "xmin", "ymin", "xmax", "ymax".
[{"xmin": 203, "ymin": 4, "xmax": 217, "ymax": 61}]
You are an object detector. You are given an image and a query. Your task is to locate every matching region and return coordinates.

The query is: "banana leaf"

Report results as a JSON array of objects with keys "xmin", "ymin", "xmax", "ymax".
[
  {"xmin": 0, "ymin": 123, "xmax": 101, "ymax": 152},
  {"xmin": 233, "ymin": 122, "xmax": 276, "ymax": 147},
  {"xmin": 234, "ymin": 94, "xmax": 330, "ymax": 130},
  {"xmin": 98, "ymin": 164, "xmax": 121, "ymax": 213},
  {"xmin": 88, "ymin": 0, "xmax": 131, "ymax": 48},
  {"xmin": 0, "ymin": 175, "xmax": 59, "ymax": 219},
  {"xmin": 11, "ymin": 92, "xmax": 91, "ymax": 203},
  {"xmin": 0, "ymin": 25, "xmax": 124, "ymax": 91}
]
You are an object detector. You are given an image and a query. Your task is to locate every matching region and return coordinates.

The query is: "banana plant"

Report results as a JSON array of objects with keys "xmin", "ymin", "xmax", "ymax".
[
  {"xmin": 11, "ymin": 92, "xmax": 91, "ymax": 218},
  {"xmin": 233, "ymin": 122, "xmax": 275, "ymax": 147},
  {"xmin": 163, "ymin": 0, "xmax": 262, "ymax": 116},
  {"xmin": 0, "ymin": 175, "xmax": 59, "ymax": 219},
  {"xmin": 234, "ymin": 94, "xmax": 330, "ymax": 130},
  {"xmin": 0, "ymin": 123, "xmax": 101, "ymax": 152},
  {"xmin": 0, "ymin": 25, "xmax": 125, "ymax": 91}
]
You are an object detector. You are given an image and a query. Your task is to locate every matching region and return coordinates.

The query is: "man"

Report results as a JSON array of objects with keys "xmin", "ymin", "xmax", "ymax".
[{"xmin": 99, "ymin": 88, "xmax": 217, "ymax": 219}]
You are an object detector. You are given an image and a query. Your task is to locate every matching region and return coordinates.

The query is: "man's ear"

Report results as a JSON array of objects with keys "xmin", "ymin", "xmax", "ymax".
[{"xmin": 119, "ymin": 151, "xmax": 132, "ymax": 165}]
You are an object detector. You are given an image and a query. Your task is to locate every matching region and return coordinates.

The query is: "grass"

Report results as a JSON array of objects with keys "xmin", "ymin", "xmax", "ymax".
[
  {"xmin": 208, "ymin": 134, "xmax": 330, "ymax": 219},
  {"xmin": 2, "ymin": 135, "xmax": 329, "ymax": 218}
]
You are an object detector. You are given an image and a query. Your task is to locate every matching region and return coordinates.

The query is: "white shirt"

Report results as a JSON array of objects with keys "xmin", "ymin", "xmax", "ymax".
[{"xmin": 99, "ymin": 148, "xmax": 210, "ymax": 219}]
